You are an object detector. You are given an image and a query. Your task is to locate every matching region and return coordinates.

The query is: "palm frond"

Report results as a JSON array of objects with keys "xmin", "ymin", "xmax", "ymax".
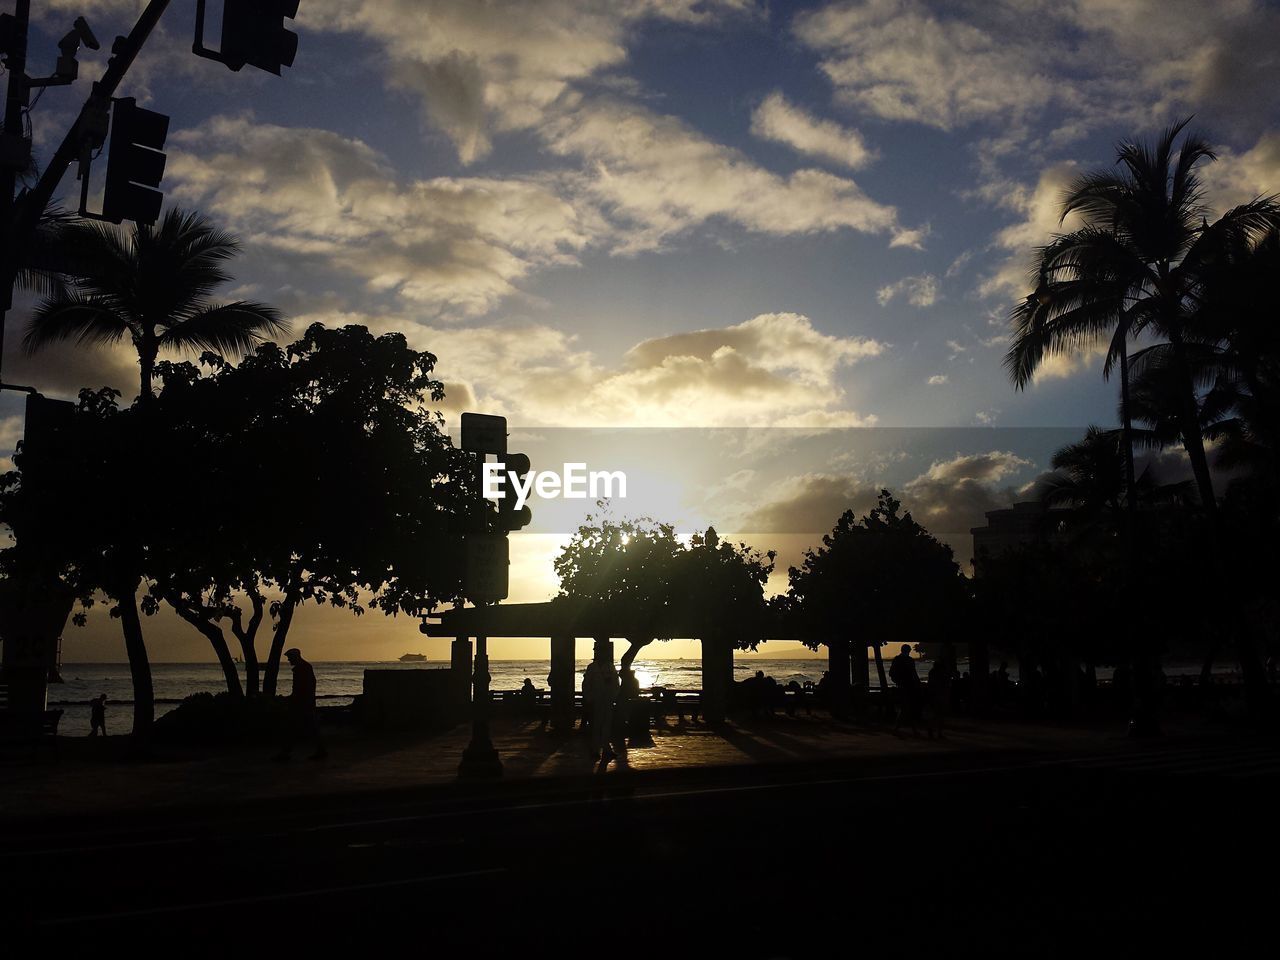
[
  {"xmin": 158, "ymin": 301, "xmax": 290, "ymax": 357},
  {"xmin": 23, "ymin": 295, "xmax": 133, "ymax": 353}
]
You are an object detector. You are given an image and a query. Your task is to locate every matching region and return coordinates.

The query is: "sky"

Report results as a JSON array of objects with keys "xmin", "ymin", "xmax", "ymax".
[{"xmin": 4, "ymin": 0, "xmax": 1280, "ymax": 662}]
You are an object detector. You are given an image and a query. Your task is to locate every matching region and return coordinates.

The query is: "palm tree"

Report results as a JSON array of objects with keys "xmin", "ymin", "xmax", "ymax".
[
  {"xmin": 1194, "ymin": 225, "xmax": 1280, "ymax": 484},
  {"xmin": 1006, "ymin": 118, "xmax": 1280, "ymax": 517},
  {"xmin": 22, "ymin": 208, "xmax": 287, "ymax": 400}
]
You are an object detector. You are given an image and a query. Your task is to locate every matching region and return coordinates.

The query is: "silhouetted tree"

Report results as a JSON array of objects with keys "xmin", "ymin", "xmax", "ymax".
[
  {"xmin": 0, "ymin": 387, "xmax": 159, "ymax": 734},
  {"xmin": 1007, "ymin": 118, "xmax": 1280, "ymax": 518},
  {"xmin": 141, "ymin": 324, "xmax": 471, "ymax": 698},
  {"xmin": 22, "ymin": 209, "xmax": 287, "ymax": 401},
  {"xmin": 785, "ymin": 491, "xmax": 967, "ymax": 711}
]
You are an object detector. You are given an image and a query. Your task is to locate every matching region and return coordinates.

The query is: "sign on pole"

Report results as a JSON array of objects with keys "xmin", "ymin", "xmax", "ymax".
[
  {"xmin": 460, "ymin": 412, "xmax": 507, "ymax": 456},
  {"xmin": 465, "ymin": 534, "xmax": 509, "ymax": 603}
]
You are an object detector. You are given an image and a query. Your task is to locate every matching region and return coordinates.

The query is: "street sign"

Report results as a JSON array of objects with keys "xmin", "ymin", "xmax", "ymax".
[
  {"xmin": 460, "ymin": 412, "xmax": 507, "ymax": 455},
  {"xmin": 465, "ymin": 534, "xmax": 509, "ymax": 603}
]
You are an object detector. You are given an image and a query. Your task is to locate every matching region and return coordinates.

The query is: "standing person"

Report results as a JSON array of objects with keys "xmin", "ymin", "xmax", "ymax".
[
  {"xmin": 580, "ymin": 661, "xmax": 596, "ymax": 737},
  {"xmin": 889, "ymin": 644, "xmax": 921, "ymax": 733},
  {"xmin": 927, "ymin": 645, "xmax": 957, "ymax": 739},
  {"xmin": 584, "ymin": 656, "xmax": 619, "ymax": 763},
  {"xmin": 273, "ymin": 648, "xmax": 327, "ymax": 761},
  {"xmin": 89, "ymin": 694, "xmax": 108, "ymax": 737}
]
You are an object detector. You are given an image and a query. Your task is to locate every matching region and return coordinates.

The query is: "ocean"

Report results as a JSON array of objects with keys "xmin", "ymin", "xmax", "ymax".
[
  {"xmin": 49, "ymin": 655, "xmax": 1217, "ymax": 736},
  {"xmin": 49, "ymin": 658, "xmax": 832, "ymax": 736}
]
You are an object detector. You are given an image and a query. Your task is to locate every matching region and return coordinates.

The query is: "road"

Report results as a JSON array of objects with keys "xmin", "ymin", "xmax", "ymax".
[{"xmin": 3, "ymin": 738, "xmax": 1277, "ymax": 955}]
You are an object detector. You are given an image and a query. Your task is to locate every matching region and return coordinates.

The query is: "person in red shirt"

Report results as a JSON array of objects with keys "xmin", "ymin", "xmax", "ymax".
[{"xmin": 273, "ymin": 648, "xmax": 327, "ymax": 761}]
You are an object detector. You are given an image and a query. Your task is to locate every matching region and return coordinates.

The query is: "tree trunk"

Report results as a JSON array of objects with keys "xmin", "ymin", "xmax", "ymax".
[
  {"xmin": 138, "ymin": 332, "xmax": 158, "ymax": 401},
  {"xmin": 1169, "ymin": 333, "xmax": 1217, "ymax": 514},
  {"xmin": 1118, "ymin": 336, "xmax": 1139, "ymax": 573},
  {"xmin": 827, "ymin": 637, "xmax": 850, "ymax": 715},
  {"xmin": 171, "ymin": 598, "xmax": 243, "ymax": 698},
  {"xmin": 873, "ymin": 642, "xmax": 888, "ymax": 691},
  {"xmin": 230, "ymin": 589, "xmax": 264, "ymax": 697},
  {"xmin": 115, "ymin": 580, "xmax": 154, "ymax": 737},
  {"xmin": 621, "ymin": 636, "xmax": 652, "ymax": 671},
  {"xmin": 263, "ymin": 588, "xmax": 299, "ymax": 698}
]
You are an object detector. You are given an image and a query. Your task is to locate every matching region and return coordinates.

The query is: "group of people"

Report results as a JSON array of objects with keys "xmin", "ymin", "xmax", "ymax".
[{"xmin": 889, "ymin": 643, "xmax": 957, "ymax": 738}]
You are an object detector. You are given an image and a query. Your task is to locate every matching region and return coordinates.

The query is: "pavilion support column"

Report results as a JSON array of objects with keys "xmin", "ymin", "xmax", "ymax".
[
  {"xmin": 458, "ymin": 632, "xmax": 502, "ymax": 780},
  {"xmin": 701, "ymin": 633, "xmax": 731, "ymax": 725},
  {"xmin": 828, "ymin": 637, "xmax": 851, "ymax": 717},
  {"xmin": 449, "ymin": 636, "xmax": 472, "ymax": 723},
  {"xmin": 550, "ymin": 635, "xmax": 576, "ymax": 732},
  {"xmin": 853, "ymin": 639, "xmax": 870, "ymax": 716}
]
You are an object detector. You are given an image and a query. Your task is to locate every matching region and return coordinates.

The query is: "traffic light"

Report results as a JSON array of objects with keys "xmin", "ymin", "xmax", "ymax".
[
  {"xmin": 102, "ymin": 98, "xmax": 167, "ymax": 225},
  {"xmin": 221, "ymin": 0, "xmax": 299, "ymax": 76},
  {"xmin": 498, "ymin": 453, "xmax": 532, "ymax": 532}
]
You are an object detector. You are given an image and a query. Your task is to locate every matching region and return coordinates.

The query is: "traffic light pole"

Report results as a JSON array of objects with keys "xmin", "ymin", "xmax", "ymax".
[
  {"xmin": 0, "ymin": 0, "xmax": 171, "ymax": 385},
  {"xmin": 0, "ymin": 0, "xmax": 33, "ymax": 370},
  {"xmin": 458, "ymin": 447, "xmax": 503, "ymax": 779}
]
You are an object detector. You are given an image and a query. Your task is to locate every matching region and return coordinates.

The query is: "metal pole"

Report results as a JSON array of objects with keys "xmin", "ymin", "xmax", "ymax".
[
  {"xmin": 458, "ymin": 446, "xmax": 503, "ymax": 778},
  {"xmin": 458, "ymin": 621, "xmax": 502, "ymax": 779},
  {"xmin": 0, "ymin": 0, "xmax": 32, "ymax": 373}
]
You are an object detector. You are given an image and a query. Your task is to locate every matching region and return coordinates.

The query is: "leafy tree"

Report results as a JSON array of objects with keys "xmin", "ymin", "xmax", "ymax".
[
  {"xmin": 785, "ymin": 491, "xmax": 968, "ymax": 704},
  {"xmin": 22, "ymin": 209, "xmax": 286, "ymax": 401},
  {"xmin": 141, "ymin": 324, "xmax": 472, "ymax": 698},
  {"xmin": 0, "ymin": 388, "xmax": 159, "ymax": 734},
  {"xmin": 554, "ymin": 516, "xmax": 773, "ymax": 668}
]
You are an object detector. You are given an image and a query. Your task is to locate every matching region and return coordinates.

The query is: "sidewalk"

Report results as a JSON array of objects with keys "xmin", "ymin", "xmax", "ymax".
[{"xmin": 0, "ymin": 710, "xmax": 1226, "ymax": 823}]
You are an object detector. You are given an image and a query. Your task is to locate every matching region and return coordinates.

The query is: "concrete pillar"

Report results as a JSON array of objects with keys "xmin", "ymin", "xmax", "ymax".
[
  {"xmin": 828, "ymin": 638, "xmax": 851, "ymax": 715},
  {"xmin": 449, "ymin": 637, "xmax": 472, "ymax": 721},
  {"xmin": 700, "ymin": 633, "xmax": 731, "ymax": 724},
  {"xmin": 549, "ymin": 635, "xmax": 576, "ymax": 731},
  {"xmin": 853, "ymin": 640, "xmax": 870, "ymax": 688},
  {"xmin": 853, "ymin": 639, "xmax": 871, "ymax": 716}
]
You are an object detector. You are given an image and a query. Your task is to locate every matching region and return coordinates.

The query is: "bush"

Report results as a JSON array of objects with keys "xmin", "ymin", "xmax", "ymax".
[{"xmin": 152, "ymin": 692, "xmax": 289, "ymax": 745}]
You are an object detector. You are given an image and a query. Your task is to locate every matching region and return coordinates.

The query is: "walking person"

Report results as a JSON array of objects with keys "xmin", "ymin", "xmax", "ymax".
[
  {"xmin": 273, "ymin": 648, "xmax": 328, "ymax": 761},
  {"xmin": 889, "ymin": 644, "xmax": 921, "ymax": 734},
  {"xmin": 89, "ymin": 694, "xmax": 108, "ymax": 737},
  {"xmin": 927, "ymin": 644, "xmax": 957, "ymax": 739}
]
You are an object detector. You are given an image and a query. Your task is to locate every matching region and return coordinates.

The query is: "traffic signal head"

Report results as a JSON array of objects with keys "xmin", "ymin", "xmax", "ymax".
[
  {"xmin": 221, "ymin": 0, "xmax": 300, "ymax": 76},
  {"xmin": 102, "ymin": 98, "xmax": 168, "ymax": 225},
  {"xmin": 498, "ymin": 452, "xmax": 532, "ymax": 532}
]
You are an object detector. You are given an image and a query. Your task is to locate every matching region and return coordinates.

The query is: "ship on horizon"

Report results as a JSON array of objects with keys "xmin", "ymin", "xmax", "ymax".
[{"xmin": 399, "ymin": 653, "xmax": 427, "ymax": 662}]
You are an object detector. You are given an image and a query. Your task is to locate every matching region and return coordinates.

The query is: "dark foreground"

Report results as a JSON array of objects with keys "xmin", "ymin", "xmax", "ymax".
[{"xmin": 3, "ymin": 736, "xmax": 1277, "ymax": 956}]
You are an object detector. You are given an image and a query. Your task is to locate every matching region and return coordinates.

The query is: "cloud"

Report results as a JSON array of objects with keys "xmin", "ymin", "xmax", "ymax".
[
  {"xmin": 750, "ymin": 92, "xmax": 875, "ymax": 170},
  {"xmin": 927, "ymin": 374, "xmax": 948, "ymax": 386},
  {"xmin": 167, "ymin": 102, "xmax": 920, "ymax": 318},
  {"xmin": 738, "ymin": 449, "xmax": 1033, "ymax": 537},
  {"xmin": 541, "ymin": 98, "xmax": 918, "ymax": 253},
  {"xmin": 902, "ymin": 451, "xmax": 1029, "ymax": 533},
  {"xmin": 877, "ymin": 273, "xmax": 939, "ymax": 307},
  {"xmin": 296, "ymin": 309, "xmax": 881, "ymax": 428},
  {"xmin": 1202, "ymin": 131, "xmax": 1280, "ymax": 212},
  {"xmin": 1, "ymin": 321, "xmax": 141, "ymax": 402},
  {"xmin": 792, "ymin": 0, "xmax": 1280, "ymax": 138},
  {"xmin": 977, "ymin": 162, "xmax": 1083, "ymax": 301},
  {"xmin": 301, "ymin": 0, "xmax": 757, "ymax": 163},
  {"xmin": 167, "ymin": 116, "xmax": 601, "ymax": 319},
  {"xmin": 794, "ymin": 0, "xmax": 1059, "ymax": 130}
]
